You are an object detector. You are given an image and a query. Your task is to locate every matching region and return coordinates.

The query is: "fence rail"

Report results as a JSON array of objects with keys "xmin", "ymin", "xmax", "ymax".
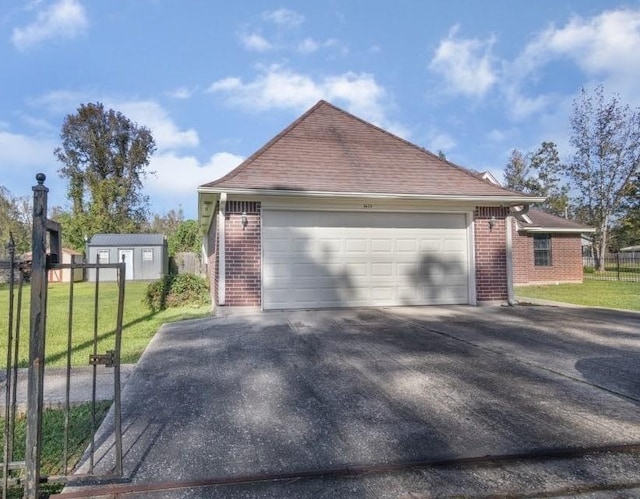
[{"xmin": 583, "ymin": 253, "xmax": 640, "ymax": 282}]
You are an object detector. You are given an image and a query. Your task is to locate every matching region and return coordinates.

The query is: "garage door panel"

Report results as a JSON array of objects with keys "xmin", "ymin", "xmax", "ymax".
[
  {"xmin": 371, "ymin": 239, "xmax": 393, "ymax": 253},
  {"xmin": 371, "ymin": 262, "xmax": 394, "ymax": 277},
  {"xmin": 264, "ymin": 238, "xmax": 290, "ymax": 253},
  {"xmin": 396, "ymin": 239, "xmax": 417, "ymax": 252},
  {"xmin": 263, "ymin": 210, "xmax": 470, "ymax": 309},
  {"xmin": 345, "ymin": 238, "xmax": 368, "ymax": 253}
]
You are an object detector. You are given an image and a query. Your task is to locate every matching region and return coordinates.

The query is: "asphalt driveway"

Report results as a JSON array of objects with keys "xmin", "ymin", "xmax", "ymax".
[{"xmin": 65, "ymin": 305, "xmax": 640, "ymax": 498}]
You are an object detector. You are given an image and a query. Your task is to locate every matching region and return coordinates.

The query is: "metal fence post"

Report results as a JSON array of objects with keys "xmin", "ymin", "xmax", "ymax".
[
  {"xmin": 3, "ymin": 234, "xmax": 15, "ymax": 499},
  {"xmin": 616, "ymin": 252, "xmax": 620, "ymax": 281},
  {"xmin": 25, "ymin": 173, "xmax": 49, "ymax": 499}
]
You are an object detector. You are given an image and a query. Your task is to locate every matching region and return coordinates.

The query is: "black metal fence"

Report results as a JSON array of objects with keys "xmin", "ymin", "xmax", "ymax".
[
  {"xmin": 1, "ymin": 235, "xmax": 26, "ymax": 499},
  {"xmin": 583, "ymin": 252, "xmax": 640, "ymax": 282},
  {"xmin": 1, "ymin": 175, "xmax": 126, "ymax": 499}
]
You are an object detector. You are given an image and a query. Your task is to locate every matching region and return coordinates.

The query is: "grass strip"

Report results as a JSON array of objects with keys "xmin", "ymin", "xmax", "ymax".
[
  {"xmin": 1, "ymin": 401, "xmax": 112, "ymax": 497},
  {"xmin": 516, "ymin": 280, "xmax": 640, "ymax": 311},
  {"xmin": 0, "ymin": 281, "xmax": 210, "ymax": 368}
]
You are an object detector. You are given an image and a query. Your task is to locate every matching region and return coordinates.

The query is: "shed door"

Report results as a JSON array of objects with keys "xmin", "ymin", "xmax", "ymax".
[
  {"xmin": 263, "ymin": 210, "xmax": 470, "ymax": 310},
  {"xmin": 118, "ymin": 249, "xmax": 134, "ymax": 280}
]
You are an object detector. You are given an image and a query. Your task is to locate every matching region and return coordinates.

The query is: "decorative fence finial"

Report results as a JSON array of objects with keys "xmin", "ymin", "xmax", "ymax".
[{"xmin": 35, "ymin": 173, "xmax": 46, "ymax": 185}]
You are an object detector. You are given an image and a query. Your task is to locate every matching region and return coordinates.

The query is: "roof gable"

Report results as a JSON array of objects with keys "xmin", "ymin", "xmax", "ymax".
[{"xmin": 200, "ymin": 100, "xmax": 535, "ymax": 199}]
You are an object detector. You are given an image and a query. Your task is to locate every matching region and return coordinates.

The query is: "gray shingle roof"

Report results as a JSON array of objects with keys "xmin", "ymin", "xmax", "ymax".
[
  {"xmin": 88, "ymin": 234, "xmax": 165, "ymax": 247},
  {"xmin": 520, "ymin": 209, "xmax": 593, "ymax": 232}
]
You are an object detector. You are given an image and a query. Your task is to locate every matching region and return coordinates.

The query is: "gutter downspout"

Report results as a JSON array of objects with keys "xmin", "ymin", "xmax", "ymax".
[
  {"xmin": 506, "ymin": 203, "xmax": 531, "ymax": 306},
  {"xmin": 218, "ymin": 193, "xmax": 227, "ymax": 306},
  {"xmin": 505, "ymin": 214, "xmax": 516, "ymax": 306}
]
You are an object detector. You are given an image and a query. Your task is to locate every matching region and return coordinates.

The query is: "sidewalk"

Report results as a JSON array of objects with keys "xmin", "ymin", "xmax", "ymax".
[{"xmin": 0, "ymin": 364, "xmax": 136, "ymax": 414}]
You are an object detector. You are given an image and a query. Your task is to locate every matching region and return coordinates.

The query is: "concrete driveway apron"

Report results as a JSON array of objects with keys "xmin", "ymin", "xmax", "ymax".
[{"xmin": 66, "ymin": 305, "xmax": 640, "ymax": 498}]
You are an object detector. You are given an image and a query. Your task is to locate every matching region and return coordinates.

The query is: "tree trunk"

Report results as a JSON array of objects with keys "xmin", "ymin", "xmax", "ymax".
[{"xmin": 597, "ymin": 222, "xmax": 609, "ymax": 272}]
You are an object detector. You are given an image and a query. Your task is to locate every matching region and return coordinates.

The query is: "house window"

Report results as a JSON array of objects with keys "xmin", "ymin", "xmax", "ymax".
[
  {"xmin": 142, "ymin": 249, "xmax": 153, "ymax": 261},
  {"xmin": 97, "ymin": 249, "xmax": 109, "ymax": 264},
  {"xmin": 533, "ymin": 234, "xmax": 552, "ymax": 266}
]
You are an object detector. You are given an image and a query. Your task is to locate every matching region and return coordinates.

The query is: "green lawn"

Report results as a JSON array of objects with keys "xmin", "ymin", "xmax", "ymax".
[
  {"xmin": 1, "ymin": 401, "xmax": 111, "ymax": 497},
  {"xmin": 0, "ymin": 281, "xmax": 211, "ymax": 368},
  {"xmin": 516, "ymin": 280, "xmax": 640, "ymax": 311}
]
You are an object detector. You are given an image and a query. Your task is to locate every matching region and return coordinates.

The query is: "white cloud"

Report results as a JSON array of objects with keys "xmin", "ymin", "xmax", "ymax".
[
  {"xmin": 297, "ymin": 37, "xmax": 319, "ymax": 54},
  {"xmin": 426, "ymin": 131, "xmax": 456, "ymax": 153},
  {"xmin": 502, "ymin": 86, "xmax": 551, "ymax": 121},
  {"xmin": 116, "ymin": 100, "xmax": 199, "ymax": 152},
  {"xmin": 146, "ymin": 151, "xmax": 244, "ymax": 196},
  {"xmin": 0, "ymin": 130, "xmax": 60, "ymax": 202},
  {"xmin": 240, "ymin": 32, "xmax": 272, "ymax": 52},
  {"xmin": 167, "ymin": 87, "xmax": 194, "ymax": 99},
  {"xmin": 486, "ymin": 129, "xmax": 507, "ymax": 143},
  {"xmin": 262, "ymin": 8, "xmax": 304, "ymax": 28},
  {"xmin": 522, "ymin": 9, "xmax": 640, "ymax": 77},
  {"xmin": 208, "ymin": 77, "xmax": 242, "ymax": 93},
  {"xmin": 429, "ymin": 25, "xmax": 498, "ymax": 98},
  {"xmin": 30, "ymin": 89, "xmax": 87, "ymax": 113},
  {"xmin": 516, "ymin": 8, "xmax": 640, "ymax": 104},
  {"xmin": 296, "ymin": 37, "xmax": 343, "ymax": 55},
  {"xmin": 0, "ymin": 130, "xmax": 55, "ymax": 168},
  {"xmin": 34, "ymin": 91, "xmax": 200, "ymax": 152},
  {"xmin": 19, "ymin": 113, "xmax": 57, "ymax": 133},
  {"xmin": 207, "ymin": 65, "xmax": 406, "ymax": 135},
  {"xmin": 11, "ymin": 0, "xmax": 88, "ymax": 51}
]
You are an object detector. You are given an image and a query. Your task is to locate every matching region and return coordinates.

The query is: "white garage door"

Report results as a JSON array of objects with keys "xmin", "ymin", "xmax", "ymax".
[{"xmin": 263, "ymin": 210, "xmax": 470, "ymax": 309}]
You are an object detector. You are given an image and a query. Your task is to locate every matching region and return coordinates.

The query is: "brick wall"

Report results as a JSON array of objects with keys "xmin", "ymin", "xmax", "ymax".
[
  {"xmin": 512, "ymin": 220, "xmax": 584, "ymax": 284},
  {"xmin": 223, "ymin": 201, "xmax": 261, "ymax": 306},
  {"xmin": 474, "ymin": 207, "xmax": 509, "ymax": 301}
]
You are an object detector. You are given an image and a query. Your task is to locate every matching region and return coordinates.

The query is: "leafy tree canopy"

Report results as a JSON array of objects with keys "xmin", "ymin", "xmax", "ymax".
[
  {"xmin": 167, "ymin": 219, "xmax": 200, "ymax": 256},
  {"xmin": 503, "ymin": 141, "xmax": 569, "ymax": 217},
  {"xmin": 567, "ymin": 85, "xmax": 640, "ymax": 269},
  {"xmin": 0, "ymin": 185, "xmax": 31, "ymax": 256},
  {"xmin": 54, "ymin": 102, "xmax": 156, "ymax": 251}
]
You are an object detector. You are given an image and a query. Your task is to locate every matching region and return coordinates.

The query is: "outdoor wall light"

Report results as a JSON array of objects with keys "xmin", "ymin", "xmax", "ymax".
[
  {"xmin": 241, "ymin": 211, "xmax": 248, "ymax": 229},
  {"xmin": 488, "ymin": 216, "xmax": 497, "ymax": 230}
]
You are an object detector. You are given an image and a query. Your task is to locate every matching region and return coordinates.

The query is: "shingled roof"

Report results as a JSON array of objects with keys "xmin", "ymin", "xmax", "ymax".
[
  {"xmin": 518, "ymin": 208, "xmax": 594, "ymax": 233},
  {"xmin": 200, "ymin": 100, "xmax": 539, "ymax": 201}
]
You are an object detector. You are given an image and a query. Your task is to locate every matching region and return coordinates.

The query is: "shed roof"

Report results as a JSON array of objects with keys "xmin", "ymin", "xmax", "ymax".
[
  {"xmin": 199, "ymin": 100, "xmax": 540, "ymax": 200},
  {"xmin": 88, "ymin": 234, "xmax": 165, "ymax": 247}
]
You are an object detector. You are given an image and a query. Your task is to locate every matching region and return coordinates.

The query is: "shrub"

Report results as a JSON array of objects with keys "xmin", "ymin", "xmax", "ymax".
[{"xmin": 144, "ymin": 273, "xmax": 210, "ymax": 312}]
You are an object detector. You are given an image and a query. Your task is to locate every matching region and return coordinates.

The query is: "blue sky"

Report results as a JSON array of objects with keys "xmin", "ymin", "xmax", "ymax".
[{"xmin": 1, "ymin": 0, "xmax": 639, "ymax": 219}]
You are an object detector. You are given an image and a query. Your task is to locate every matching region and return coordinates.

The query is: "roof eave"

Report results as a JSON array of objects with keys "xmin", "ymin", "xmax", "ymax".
[
  {"xmin": 197, "ymin": 186, "xmax": 544, "ymax": 205},
  {"xmin": 519, "ymin": 227, "xmax": 596, "ymax": 233},
  {"xmin": 198, "ymin": 191, "xmax": 219, "ymax": 235}
]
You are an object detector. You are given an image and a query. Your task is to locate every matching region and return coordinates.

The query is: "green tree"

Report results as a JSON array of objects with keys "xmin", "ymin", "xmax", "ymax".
[
  {"xmin": 146, "ymin": 208, "xmax": 185, "ymax": 236},
  {"xmin": 504, "ymin": 149, "xmax": 533, "ymax": 192},
  {"xmin": 0, "ymin": 186, "xmax": 31, "ymax": 255},
  {"xmin": 167, "ymin": 219, "xmax": 200, "ymax": 256},
  {"xmin": 609, "ymin": 215, "xmax": 640, "ymax": 251},
  {"xmin": 503, "ymin": 142, "xmax": 568, "ymax": 216},
  {"xmin": 528, "ymin": 141, "xmax": 569, "ymax": 216},
  {"xmin": 567, "ymin": 85, "xmax": 640, "ymax": 270},
  {"xmin": 54, "ymin": 102, "xmax": 156, "ymax": 250}
]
